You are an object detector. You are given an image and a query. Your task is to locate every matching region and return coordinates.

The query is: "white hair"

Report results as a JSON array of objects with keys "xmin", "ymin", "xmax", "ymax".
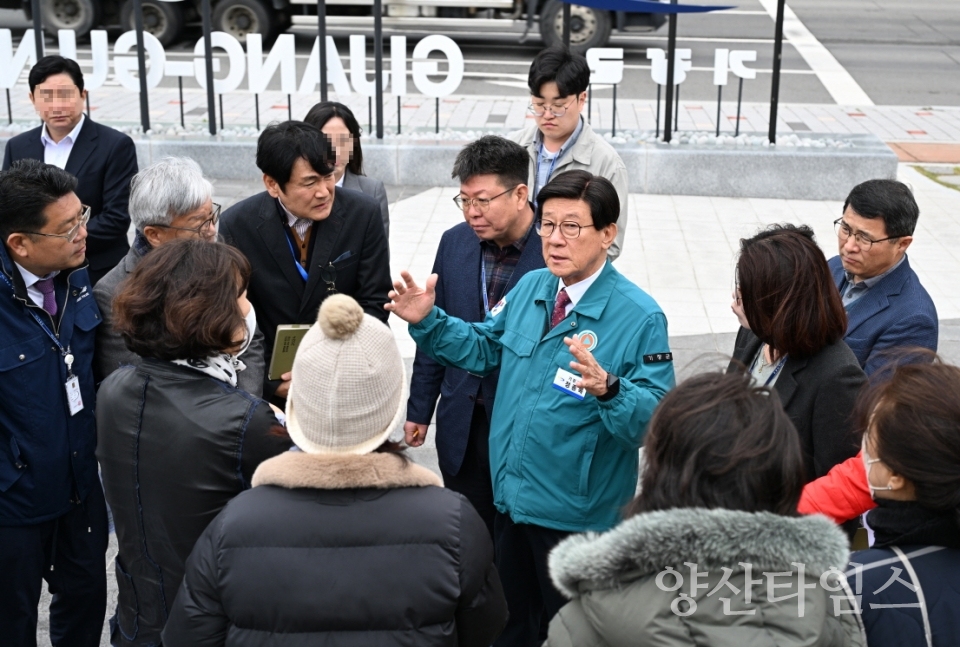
[{"xmin": 129, "ymin": 157, "xmax": 213, "ymax": 231}]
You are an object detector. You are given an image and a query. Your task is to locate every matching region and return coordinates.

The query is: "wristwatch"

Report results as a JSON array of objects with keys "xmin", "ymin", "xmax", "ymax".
[{"xmin": 597, "ymin": 373, "xmax": 620, "ymax": 402}]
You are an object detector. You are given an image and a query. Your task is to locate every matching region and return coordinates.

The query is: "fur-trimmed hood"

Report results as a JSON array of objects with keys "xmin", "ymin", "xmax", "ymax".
[
  {"xmin": 550, "ymin": 507, "xmax": 850, "ymax": 599},
  {"xmin": 251, "ymin": 451, "xmax": 442, "ymax": 490}
]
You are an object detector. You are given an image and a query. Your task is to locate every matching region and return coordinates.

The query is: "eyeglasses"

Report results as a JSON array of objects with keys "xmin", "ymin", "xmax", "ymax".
[
  {"xmin": 23, "ymin": 205, "xmax": 91, "ymax": 243},
  {"xmin": 834, "ymin": 218, "xmax": 897, "ymax": 251},
  {"xmin": 535, "ymin": 219, "xmax": 597, "ymax": 239},
  {"xmin": 452, "ymin": 187, "xmax": 517, "ymax": 213},
  {"xmin": 153, "ymin": 203, "xmax": 222, "ymax": 238},
  {"xmin": 527, "ymin": 98, "xmax": 576, "ymax": 118}
]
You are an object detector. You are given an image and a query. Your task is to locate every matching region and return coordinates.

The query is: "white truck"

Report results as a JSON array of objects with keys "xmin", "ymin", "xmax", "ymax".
[{"xmin": 8, "ymin": 0, "xmax": 664, "ymax": 51}]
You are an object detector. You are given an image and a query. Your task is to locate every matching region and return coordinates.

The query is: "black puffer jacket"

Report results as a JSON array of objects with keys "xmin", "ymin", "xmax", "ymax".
[
  {"xmin": 96, "ymin": 359, "xmax": 291, "ymax": 647},
  {"xmin": 162, "ymin": 451, "xmax": 508, "ymax": 646}
]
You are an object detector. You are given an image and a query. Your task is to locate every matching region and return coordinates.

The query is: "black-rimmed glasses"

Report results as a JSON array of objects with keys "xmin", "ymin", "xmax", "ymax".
[{"xmin": 834, "ymin": 218, "xmax": 898, "ymax": 250}]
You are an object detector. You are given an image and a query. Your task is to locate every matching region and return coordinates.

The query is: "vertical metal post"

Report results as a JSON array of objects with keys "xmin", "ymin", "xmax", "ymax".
[
  {"xmin": 30, "ymin": 0, "xmax": 43, "ymax": 61},
  {"xmin": 397, "ymin": 95, "xmax": 401, "ymax": 135},
  {"xmin": 735, "ymin": 77, "xmax": 744, "ymax": 137},
  {"xmin": 374, "ymin": 0, "xmax": 384, "ymax": 139},
  {"xmin": 287, "ymin": 94, "xmax": 292, "ymax": 121},
  {"xmin": 587, "ymin": 84, "xmax": 591, "ymax": 123},
  {"xmin": 715, "ymin": 85, "xmax": 721, "ymax": 136},
  {"xmin": 254, "ymin": 93, "xmax": 260, "ymax": 130},
  {"xmin": 674, "ymin": 84, "xmax": 679, "ymax": 132},
  {"xmin": 768, "ymin": 0, "xmax": 786, "ymax": 144},
  {"xmin": 200, "ymin": 0, "xmax": 217, "ymax": 135},
  {"xmin": 611, "ymin": 84, "xmax": 616, "ymax": 137},
  {"xmin": 662, "ymin": 0, "xmax": 678, "ymax": 142},
  {"xmin": 655, "ymin": 84, "xmax": 660, "ymax": 138},
  {"xmin": 132, "ymin": 0, "xmax": 151, "ymax": 133},
  {"xmin": 6, "ymin": 89, "xmax": 11, "ymax": 125},
  {"xmin": 179, "ymin": 77, "xmax": 185, "ymax": 127},
  {"xmin": 562, "ymin": 2, "xmax": 571, "ymax": 47},
  {"xmin": 435, "ymin": 97, "xmax": 439, "ymax": 134},
  {"xmin": 317, "ymin": 0, "xmax": 328, "ymax": 101},
  {"xmin": 219, "ymin": 94, "xmax": 224, "ymax": 129}
]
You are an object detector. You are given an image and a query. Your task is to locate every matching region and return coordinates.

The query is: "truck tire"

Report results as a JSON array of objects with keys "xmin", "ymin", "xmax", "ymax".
[
  {"xmin": 213, "ymin": 0, "xmax": 277, "ymax": 44},
  {"xmin": 41, "ymin": 0, "xmax": 100, "ymax": 39},
  {"xmin": 539, "ymin": 0, "xmax": 611, "ymax": 54},
  {"xmin": 121, "ymin": 0, "xmax": 185, "ymax": 47}
]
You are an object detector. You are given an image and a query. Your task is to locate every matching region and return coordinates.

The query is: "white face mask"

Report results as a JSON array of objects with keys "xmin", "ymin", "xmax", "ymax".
[
  {"xmin": 236, "ymin": 303, "xmax": 257, "ymax": 358},
  {"xmin": 861, "ymin": 436, "xmax": 894, "ymax": 497}
]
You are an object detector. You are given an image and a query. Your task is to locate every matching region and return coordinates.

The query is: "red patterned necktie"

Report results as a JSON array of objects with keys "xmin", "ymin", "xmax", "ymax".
[{"xmin": 551, "ymin": 288, "xmax": 571, "ymax": 329}]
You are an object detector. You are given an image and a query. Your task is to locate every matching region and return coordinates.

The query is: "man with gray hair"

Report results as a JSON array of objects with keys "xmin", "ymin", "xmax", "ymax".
[{"xmin": 93, "ymin": 157, "xmax": 265, "ymax": 394}]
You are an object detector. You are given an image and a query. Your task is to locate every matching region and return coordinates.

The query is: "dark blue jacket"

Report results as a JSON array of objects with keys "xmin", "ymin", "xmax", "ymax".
[
  {"xmin": 829, "ymin": 254, "xmax": 938, "ymax": 376},
  {"xmin": 0, "ymin": 245, "xmax": 101, "ymax": 525},
  {"xmin": 406, "ymin": 222, "xmax": 544, "ymax": 476},
  {"xmin": 850, "ymin": 544, "xmax": 960, "ymax": 647}
]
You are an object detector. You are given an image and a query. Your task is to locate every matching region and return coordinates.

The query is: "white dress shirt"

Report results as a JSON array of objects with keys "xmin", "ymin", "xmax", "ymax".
[
  {"xmin": 556, "ymin": 261, "xmax": 605, "ymax": 317},
  {"xmin": 14, "ymin": 262, "xmax": 59, "ymax": 309},
  {"xmin": 41, "ymin": 114, "xmax": 85, "ymax": 170}
]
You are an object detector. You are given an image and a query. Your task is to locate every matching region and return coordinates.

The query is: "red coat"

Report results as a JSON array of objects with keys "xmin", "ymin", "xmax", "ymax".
[{"xmin": 798, "ymin": 452, "xmax": 875, "ymax": 523}]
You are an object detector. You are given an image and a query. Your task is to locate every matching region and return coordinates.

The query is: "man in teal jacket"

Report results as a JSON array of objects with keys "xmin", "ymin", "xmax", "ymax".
[{"xmin": 387, "ymin": 170, "xmax": 674, "ymax": 647}]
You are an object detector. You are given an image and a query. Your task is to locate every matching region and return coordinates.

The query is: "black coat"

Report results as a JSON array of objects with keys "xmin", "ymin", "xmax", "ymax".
[
  {"xmin": 728, "ymin": 328, "xmax": 866, "ymax": 481},
  {"xmin": 96, "ymin": 359, "xmax": 291, "ymax": 647},
  {"xmin": 219, "ymin": 189, "xmax": 391, "ymax": 403},
  {"xmin": 162, "ymin": 451, "xmax": 508, "ymax": 647},
  {"xmin": 3, "ymin": 117, "xmax": 137, "ymax": 276}
]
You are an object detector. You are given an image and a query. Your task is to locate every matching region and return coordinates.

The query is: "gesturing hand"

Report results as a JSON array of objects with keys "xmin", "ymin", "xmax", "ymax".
[
  {"xmin": 384, "ymin": 271, "xmax": 438, "ymax": 324},
  {"xmin": 564, "ymin": 336, "xmax": 609, "ymax": 397}
]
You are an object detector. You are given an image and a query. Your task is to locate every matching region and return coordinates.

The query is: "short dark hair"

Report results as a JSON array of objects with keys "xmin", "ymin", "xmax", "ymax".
[
  {"xmin": 737, "ymin": 224, "xmax": 847, "ymax": 358},
  {"xmin": 303, "ymin": 101, "xmax": 365, "ymax": 176},
  {"xmin": 0, "ymin": 159, "xmax": 78, "ymax": 241},
  {"xmin": 113, "ymin": 240, "xmax": 251, "ymax": 361},
  {"xmin": 256, "ymin": 121, "xmax": 335, "ymax": 190},
  {"xmin": 527, "ymin": 46, "xmax": 590, "ymax": 97},
  {"xmin": 29, "ymin": 56, "xmax": 85, "ymax": 93},
  {"xmin": 451, "ymin": 136, "xmax": 529, "ymax": 189},
  {"xmin": 536, "ymin": 169, "xmax": 619, "ymax": 229},
  {"xmin": 860, "ymin": 354, "xmax": 960, "ymax": 523},
  {"xmin": 843, "ymin": 179, "xmax": 919, "ymax": 238},
  {"xmin": 628, "ymin": 371, "xmax": 805, "ymax": 517}
]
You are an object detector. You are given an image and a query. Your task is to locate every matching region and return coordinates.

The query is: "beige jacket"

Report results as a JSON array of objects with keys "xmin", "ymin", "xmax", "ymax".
[{"xmin": 509, "ymin": 119, "xmax": 628, "ymax": 260}]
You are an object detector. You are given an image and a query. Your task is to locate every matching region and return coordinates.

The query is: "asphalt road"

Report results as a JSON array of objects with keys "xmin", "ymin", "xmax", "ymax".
[{"xmin": 1, "ymin": 0, "xmax": 957, "ymax": 106}]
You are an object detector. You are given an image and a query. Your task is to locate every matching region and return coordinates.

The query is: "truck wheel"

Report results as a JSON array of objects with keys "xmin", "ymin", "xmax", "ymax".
[
  {"xmin": 213, "ymin": 0, "xmax": 277, "ymax": 44},
  {"xmin": 539, "ymin": 0, "xmax": 611, "ymax": 54},
  {"xmin": 41, "ymin": 0, "xmax": 100, "ymax": 39},
  {"xmin": 121, "ymin": 0, "xmax": 186, "ymax": 47}
]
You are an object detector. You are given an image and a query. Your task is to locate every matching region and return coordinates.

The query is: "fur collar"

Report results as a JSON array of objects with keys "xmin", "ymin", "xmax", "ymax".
[
  {"xmin": 251, "ymin": 451, "xmax": 442, "ymax": 490},
  {"xmin": 550, "ymin": 507, "xmax": 850, "ymax": 598}
]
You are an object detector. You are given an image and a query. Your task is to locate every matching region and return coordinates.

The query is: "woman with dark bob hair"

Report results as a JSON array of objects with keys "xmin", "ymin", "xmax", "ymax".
[
  {"xmin": 96, "ymin": 239, "xmax": 290, "ymax": 647},
  {"xmin": 304, "ymin": 101, "xmax": 390, "ymax": 236},
  {"xmin": 546, "ymin": 371, "xmax": 864, "ymax": 646},
  {"xmin": 849, "ymin": 355, "xmax": 960, "ymax": 647},
  {"xmin": 728, "ymin": 223, "xmax": 866, "ymax": 482}
]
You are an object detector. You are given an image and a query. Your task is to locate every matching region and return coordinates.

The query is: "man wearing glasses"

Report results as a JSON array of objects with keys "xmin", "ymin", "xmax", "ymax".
[
  {"xmin": 388, "ymin": 170, "xmax": 673, "ymax": 647},
  {"xmin": 829, "ymin": 179, "xmax": 938, "ymax": 375},
  {"xmin": 92, "ymin": 157, "xmax": 266, "ymax": 395},
  {"xmin": 508, "ymin": 46, "xmax": 628, "ymax": 260},
  {"xmin": 3, "ymin": 56, "xmax": 138, "ymax": 285},
  {"xmin": 405, "ymin": 136, "xmax": 545, "ymax": 538},
  {"xmin": 0, "ymin": 160, "xmax": 108, "ymax": 645}
]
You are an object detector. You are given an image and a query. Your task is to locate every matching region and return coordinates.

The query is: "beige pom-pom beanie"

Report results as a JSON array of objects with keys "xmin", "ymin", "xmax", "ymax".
[{"xmin": 285, "ymin": 294, "xmax": 407, "ymax": 455}]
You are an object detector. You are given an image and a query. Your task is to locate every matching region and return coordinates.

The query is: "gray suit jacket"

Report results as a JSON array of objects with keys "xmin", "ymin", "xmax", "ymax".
[
  {"xmin": 342, "ymin": 169, "xmax": 390, "ymax": 238},
  {"xmin": 93, "ymin": 245, "xmax": 266, "ymax": 396}
]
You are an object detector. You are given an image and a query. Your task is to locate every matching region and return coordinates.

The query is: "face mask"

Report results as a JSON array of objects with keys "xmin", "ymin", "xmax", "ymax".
[
  {"xmin": 861, "ymin": 437, "xmax": 894, "ymax": 496},
  {"xmin": 236, "ymin": 303, "xmax": 257, "ymax": 358}
]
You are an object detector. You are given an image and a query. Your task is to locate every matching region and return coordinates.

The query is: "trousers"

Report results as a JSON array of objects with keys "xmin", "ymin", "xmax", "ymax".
[{"xmin": 440, "ymin": 403, "xmax": 496, "ymax": 539}]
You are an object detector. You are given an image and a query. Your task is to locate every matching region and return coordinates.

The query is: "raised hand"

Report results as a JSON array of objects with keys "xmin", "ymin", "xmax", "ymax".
[
  {"xmin": 384, "ymin": 271, "xmax": 438, "ymax": 324},
  {"xmin": 564, "ymin": 336, "xmax": 610, "ymax": 397}
]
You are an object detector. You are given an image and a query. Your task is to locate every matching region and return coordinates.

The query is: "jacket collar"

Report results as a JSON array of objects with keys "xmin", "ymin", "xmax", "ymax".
[
  {"xmin": 519, "ymin": 118, "xmax": 597, "ymax": 168},
  {"xmin": 535, "ymin": 260, "xmax": 616, "ymax": 319},
  {"xmin": 252, "ymin": 451, "xmax": 442, "ymax": 490},
  {"xmin": 840, "ymin": 255, "xmax": 914, "ymax": 336},
  {"xmin": 63, "ymin": 116, "xmax": 97, "ymax": 177},
  {"xmin": 731, "ymin": 327, "xmax": 808, "ymax": 409},
  {"xmin": 549, "ymin": 507, "xmax": 850, "ymax": 599}
]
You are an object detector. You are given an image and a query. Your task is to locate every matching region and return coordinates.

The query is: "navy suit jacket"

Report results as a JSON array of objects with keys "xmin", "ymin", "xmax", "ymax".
[
  {"xmin": 406, "ymin": 221, "xmax": 545, "ymax": 476},
  {"xmin": 3, "ymin": 118, "xmax": 137, "ymax": 273},
  {"xmin": 829, "ymin": 255, "xmax": 938, "ymax": 376}
]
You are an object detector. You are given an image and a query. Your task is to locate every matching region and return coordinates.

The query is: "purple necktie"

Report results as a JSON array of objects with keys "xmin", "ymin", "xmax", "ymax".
[
  {"xmin": 35, "ymin": 277, "xmax": 57, "ymax": 317},
  {"xmin": 551, "ymin": 288, "xmax": 571, "ymax": 329}
]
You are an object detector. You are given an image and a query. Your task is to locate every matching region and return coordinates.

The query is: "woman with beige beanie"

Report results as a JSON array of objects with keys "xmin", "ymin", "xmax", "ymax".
[{"xmin": 163, "ymin": 294, "xmax": 508, "ymax": 647}]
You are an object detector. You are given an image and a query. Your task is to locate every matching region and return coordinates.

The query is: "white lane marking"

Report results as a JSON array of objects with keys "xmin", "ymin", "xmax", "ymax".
[{"xmin": 756, "ymin": 0, "xmax": 873, "ymax": 106}]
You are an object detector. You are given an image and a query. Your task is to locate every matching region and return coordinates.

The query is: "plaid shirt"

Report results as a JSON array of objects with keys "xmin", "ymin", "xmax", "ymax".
[{"xmin": 480, "ymin": 223, "xmax": 534, "ymax": 313}]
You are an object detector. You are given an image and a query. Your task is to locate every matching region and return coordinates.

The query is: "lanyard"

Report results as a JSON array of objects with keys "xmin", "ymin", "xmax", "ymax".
[
  {"xmin": 756, "ymin": 353, "xmax": 788, "ymax": 387},
  {"xmin": 481, "ymin": 259, "xmax": 491, "ymax": 314},
  {"xmin": 284, "ymin": 231, "xmax": 309, "ymax": 282},
  {"xmin": 533, "ymin": 144, "xmax": 563, "ymax": 204},
  {"xmin": 0, "ymin": 270, "xmax": 74, "ymax": 375}
]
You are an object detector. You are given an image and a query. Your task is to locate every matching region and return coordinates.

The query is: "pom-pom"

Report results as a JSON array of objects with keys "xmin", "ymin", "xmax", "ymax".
[{"xmin": 318, "ymin": 294, "xmax": 364, "ymax": 339}]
